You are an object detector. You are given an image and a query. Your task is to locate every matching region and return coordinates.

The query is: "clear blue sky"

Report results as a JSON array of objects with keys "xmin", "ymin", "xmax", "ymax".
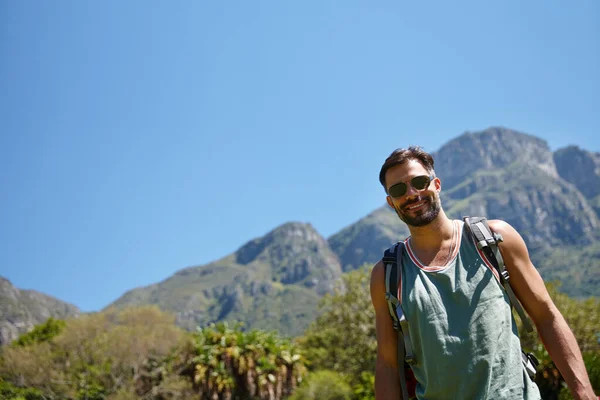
[{"xmin": 1, "ymin": 1, "xmax": 598, "ymax": 311}]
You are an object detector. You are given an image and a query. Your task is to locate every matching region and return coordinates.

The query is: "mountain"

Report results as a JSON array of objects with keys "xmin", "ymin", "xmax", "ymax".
[
  {"xmin": 109, "ymin": 222, "xmax": 342, "ymax": 337},
  {"xmin": 331, "ymin": 127, "xmax": 600, "ymax": 270},
  {"xmin": 7, "ymin": 126, "xmax": 597, "ymax": 339},
  {"xmin": 436, "ymin": 128, "xmax": 599, "ymax": 249},
  {"xmin": 331, "ymin": 127, "xmax": 600, "ymax": 297},
  {"xmin": 0, "ymin": 277, "xmax": 80, "ymax": 345},
  {"xmin": 329, "ymin": 206, "xmax": 408, "ymax": 272},
  {"xmin": 106, "ymin": 126, "xmax": 599, "ymax": 336},
  {"xmin": 553, "ymin": 145, "xmax": 600, "ymax": 216},
  {"xmin": 433, "ymin": 127, "xmax": 560, "ymax": 189}
]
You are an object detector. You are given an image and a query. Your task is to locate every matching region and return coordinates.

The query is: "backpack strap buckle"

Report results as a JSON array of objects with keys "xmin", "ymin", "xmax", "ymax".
[{"xmin": 385, "ymin": 292, "xmax": 400, "ymax": 307}]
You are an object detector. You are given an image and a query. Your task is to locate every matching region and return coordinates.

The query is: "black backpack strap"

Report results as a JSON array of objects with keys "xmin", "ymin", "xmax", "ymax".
[
  {"xmin": 383, "ymin": 242, "xmax": 415, "ymax": 399},
  {"xmin": 383, "ymin": 244, "xmax": 401, "ymax": 330},
  {"xmin": 464, "ymin": 216, "xmax": 534, "ymax": 333}
]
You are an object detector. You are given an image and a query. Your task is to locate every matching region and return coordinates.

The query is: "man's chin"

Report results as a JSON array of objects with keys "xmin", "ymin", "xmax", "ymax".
[
  {"xmin": 402, "ymin": 215, "xmax": 437, "ymax": 227},
  {"xmin": 397, "ymin": 205, "xmax": 441, "ymax": 227}
]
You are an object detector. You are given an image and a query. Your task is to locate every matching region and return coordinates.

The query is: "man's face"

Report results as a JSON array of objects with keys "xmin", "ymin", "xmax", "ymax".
[{"xmin": 384, "ymin": 159, "xmax": 442, "ymax": 227}]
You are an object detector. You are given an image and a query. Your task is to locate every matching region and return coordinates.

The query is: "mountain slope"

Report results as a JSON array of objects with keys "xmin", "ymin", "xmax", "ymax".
[
  {"xmin": 328, "ymin": 206, "xmax": 409, "ymax": 272},
  {"xmin": 433, "ymin": 127, "xmax": 559, "ymax": 190},
  {"xmin": 0, "ymin": 277, "xmax": 80, "ymax": 345},
  {"xmin": 110, "ymin": 222, "xmax": 342, "ymax": 337},
  {"xmin": 554, "ymin": 146, "xmax": 600, "ymax": 217}
]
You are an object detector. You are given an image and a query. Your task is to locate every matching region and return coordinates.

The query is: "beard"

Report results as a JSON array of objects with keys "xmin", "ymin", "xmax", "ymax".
[{"xmin": 394, "ymin": 195, "xmax": 441, "ymax": 227}]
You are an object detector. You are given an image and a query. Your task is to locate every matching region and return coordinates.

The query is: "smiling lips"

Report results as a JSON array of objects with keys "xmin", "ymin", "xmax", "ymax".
[{"xmin": 404, "ymin": 198, "xmax": 429, "ymax": 211}]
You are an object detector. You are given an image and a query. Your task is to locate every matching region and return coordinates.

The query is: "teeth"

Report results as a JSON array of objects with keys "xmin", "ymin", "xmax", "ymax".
[{"xmin": 407, "ymin": 201, "xmax": 425, "ymax": 210}]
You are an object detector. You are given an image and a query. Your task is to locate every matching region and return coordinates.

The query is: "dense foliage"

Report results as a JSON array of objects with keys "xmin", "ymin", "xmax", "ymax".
[
  {"xmin": 11, "ymin": 317, "xmax": 66, "ymax": 348},
  {"xmin": 192, "ymin": 322, "xmax": 306, "ymax": 399},
  {"xmin": 0, "ymin": 271, "xmax": 598, "ymax": 399},
  {"xmin": 518, "ymin": 283, "xmax": 600, "ymax": 400},
  {"xmin": 0, "ymin": 308, "xmax": 306, "ymax": 399},
  {"xmin": 288, "ymin": 370, "xmax": 352, "ymax": 400},
  {"xmin": 300, "ymin": 267, "xmax": 376, "ymax": 390},
  {"xmin": 0, "ymin": 306, "xmax": 189, "ymax": 399}
]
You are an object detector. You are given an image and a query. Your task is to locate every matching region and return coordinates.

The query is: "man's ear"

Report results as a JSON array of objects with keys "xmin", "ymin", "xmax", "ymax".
[
  {"xmin": 386, "ymin": 195, "xmax": 395, "ymax": 209},
  {"xmin": 434, "ymin": 177, "xmax": 441, "ymax": 191}
]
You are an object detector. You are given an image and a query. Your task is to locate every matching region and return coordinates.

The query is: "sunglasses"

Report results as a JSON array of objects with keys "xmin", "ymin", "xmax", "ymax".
[{"xmin": 387, "ymin": 175, "xmax": 435, "ymax": 198}]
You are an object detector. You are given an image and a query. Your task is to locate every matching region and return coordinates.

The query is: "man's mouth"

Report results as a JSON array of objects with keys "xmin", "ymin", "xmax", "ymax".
[{"xmin": 403, "ymin": 198, "xmax": 428, "ymax": 211}]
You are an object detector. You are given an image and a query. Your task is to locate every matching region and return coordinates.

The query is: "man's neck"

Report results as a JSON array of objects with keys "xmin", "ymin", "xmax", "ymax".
[{"xmin": 407, "ymin": 210, "xmax": 454, "ymax": 250}]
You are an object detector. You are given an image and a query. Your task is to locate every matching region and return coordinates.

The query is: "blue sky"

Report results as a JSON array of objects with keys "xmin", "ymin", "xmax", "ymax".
[{"xmin": 1, "ymin": 1, "xmax": 598, "ymax": 311}]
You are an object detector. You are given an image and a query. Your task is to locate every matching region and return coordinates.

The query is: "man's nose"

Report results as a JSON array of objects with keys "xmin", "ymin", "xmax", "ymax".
[{"xmin": 405, "ymin": 183, "xmax": 419, "ymax": 197}]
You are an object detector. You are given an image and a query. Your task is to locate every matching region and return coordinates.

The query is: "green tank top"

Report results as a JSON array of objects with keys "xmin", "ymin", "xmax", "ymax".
[{"xmin": 399, "ymin": 220, "xmax": 541, "ymax": 399}]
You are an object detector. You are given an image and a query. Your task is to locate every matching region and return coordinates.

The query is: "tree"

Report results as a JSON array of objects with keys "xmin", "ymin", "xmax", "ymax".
[
  {"xmin": 517, "ymin": 283, "xmax": 600, "ymax": 400},
  {"xmin": 0, "ymin": 379, "xmax": 45, "ymax": 400},
  {"xmin": 11, "ymin": 318, "xmax": 66, "ymax": 348},
  {"xmin": 0, "ymin": 306, "xmax": 188, "ymax": 399},
  {"xmin": 190, "ymin": 322, "xmax": 306, "ymax": 400},
  {"xmin": 299, "ymin": 267, "xmax": 376, "ymax": 399},
  {"xmin": 287, "ymin": 370, "xmax": 352, "ymax": 400}
]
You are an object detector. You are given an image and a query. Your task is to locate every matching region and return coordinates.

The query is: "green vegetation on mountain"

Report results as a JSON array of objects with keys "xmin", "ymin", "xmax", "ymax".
[
  {"xmin": 328, "ymin": 207, "xmax": 409, "ymax": 272},
  {"xmin": 530, "ymin": 244, "xmax": 600, "ymax": 299}
]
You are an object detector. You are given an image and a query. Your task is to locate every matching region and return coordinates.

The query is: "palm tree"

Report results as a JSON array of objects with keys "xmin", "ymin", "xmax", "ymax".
[{"xmin": 192, "ymin": 322, "xmax": 306, "ymax": 400}]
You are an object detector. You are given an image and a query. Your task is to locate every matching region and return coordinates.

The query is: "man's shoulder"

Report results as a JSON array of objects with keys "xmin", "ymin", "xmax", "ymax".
[
  {"xmin": 487, "ymin": 219, "xmax": 513, "ymax": 235},
  {"xmin": 370, "ymin": 260, "xmax": 388, "ymax": 308},
  {"xmin": 486, "ymin": 219, "xmax": 529, "ymax": 254},
  {"xmin": 371, "ymin": 260, "xmax": 385, "ymax": 283}
]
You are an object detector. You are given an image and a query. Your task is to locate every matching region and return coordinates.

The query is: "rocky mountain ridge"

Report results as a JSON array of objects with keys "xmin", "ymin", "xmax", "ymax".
[
  {"xmin": 433, "ymin": 127, "xmax": 560, "ymax": 189},
  {"xmin": 110, "ymin": 222, "xmax": 342, "ymax": 336},
  {"xmin": 0, "ymin": 277, "xmax": 80, "ymax": 345}
]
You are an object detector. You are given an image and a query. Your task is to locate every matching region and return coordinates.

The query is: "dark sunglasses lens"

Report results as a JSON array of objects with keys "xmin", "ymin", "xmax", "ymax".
[
  {"xmin": 411, "ymin": 175, "xmax": 431, "ymax": 190},
  {"xmin": 389, "ymin": 183, "xmax": 407, "ymax": 198}
]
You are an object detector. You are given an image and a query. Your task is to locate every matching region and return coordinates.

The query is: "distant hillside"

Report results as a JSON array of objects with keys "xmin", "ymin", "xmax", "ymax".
[
  {"xmin": 109, "ymin": 222, "xmax": 342, "ymax": 337},
  {"xmin": 0, "ymin": 277, "xmax": 80, "ymax": 345}
]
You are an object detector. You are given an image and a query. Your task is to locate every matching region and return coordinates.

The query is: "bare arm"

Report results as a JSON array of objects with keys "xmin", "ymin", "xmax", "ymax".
[
  {"xmin": 370, "ymin": 260, "xmax": 403, "ymax": 399},
  {"xmin": 489, "ymin": 220, "xmax": 596, "ymax": 400}
]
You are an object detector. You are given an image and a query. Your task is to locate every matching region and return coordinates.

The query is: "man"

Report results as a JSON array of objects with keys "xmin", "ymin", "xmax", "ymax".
[{"xmin": 370, "ymin": 146, "xmax": 596, "ymax": 399}]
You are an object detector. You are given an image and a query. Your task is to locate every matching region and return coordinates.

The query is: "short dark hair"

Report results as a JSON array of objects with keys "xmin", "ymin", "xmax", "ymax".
[{"xmin": 379, "ymin": 146, "xmax": 435, "ymax": 191}]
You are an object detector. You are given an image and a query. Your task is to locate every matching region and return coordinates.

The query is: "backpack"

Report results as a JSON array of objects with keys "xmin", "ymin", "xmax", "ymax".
[{"xmin": 382, "ymin": 216, "xmax": 539, "ymax": 399}]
